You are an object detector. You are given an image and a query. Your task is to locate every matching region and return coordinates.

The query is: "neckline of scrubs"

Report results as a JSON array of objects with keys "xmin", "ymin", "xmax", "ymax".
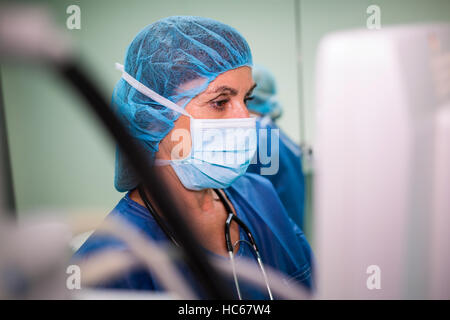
[{"xmin": 122, "ymin": 191, "xmax": 246, "ymax": 259}]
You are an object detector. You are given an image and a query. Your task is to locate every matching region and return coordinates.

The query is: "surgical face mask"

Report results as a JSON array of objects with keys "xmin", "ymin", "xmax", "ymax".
[{"xmin": 115, "ymin": 63, "xmax": 257, "ymax": 190}]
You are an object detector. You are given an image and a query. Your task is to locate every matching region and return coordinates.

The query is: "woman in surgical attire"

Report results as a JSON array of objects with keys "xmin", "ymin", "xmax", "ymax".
[{"xmin": 74, "ymin": 16, "xmax": 313, "ymax": 299}]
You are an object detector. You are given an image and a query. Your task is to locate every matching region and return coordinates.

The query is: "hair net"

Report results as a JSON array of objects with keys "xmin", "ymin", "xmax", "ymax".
[
  {"xmin": 112, "ymin": 16, "xmax": 253, "ymax": 192},
  {"xmin": 246, "ymin": 65, "xmax": 282, "ymax": 119}
]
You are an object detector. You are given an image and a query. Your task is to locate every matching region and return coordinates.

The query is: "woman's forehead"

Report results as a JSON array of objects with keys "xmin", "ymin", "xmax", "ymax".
[{"xmin": 179, "ymin": 66, "xmax": 253, "ymax": 96}]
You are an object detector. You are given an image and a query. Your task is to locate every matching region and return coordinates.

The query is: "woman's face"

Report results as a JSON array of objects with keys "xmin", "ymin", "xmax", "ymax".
[{"xmin": 156, "ymin": 66, "xmax": 256, "ymax": 160}]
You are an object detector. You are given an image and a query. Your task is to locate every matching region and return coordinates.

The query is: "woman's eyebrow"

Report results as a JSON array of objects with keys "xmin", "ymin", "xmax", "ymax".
[
  {"xmin": 206, "ymin": 86, "xmax": 238, "ymax": 96},
  {"xmin": 205, "ymin": 83, "xmax": 257, "ymax": 98}
]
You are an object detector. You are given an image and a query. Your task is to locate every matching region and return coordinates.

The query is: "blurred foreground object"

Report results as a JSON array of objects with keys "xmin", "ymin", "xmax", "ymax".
[
  {"xmin": 0, "ymin": 5, "xmax": 72, "ymax": 63},
  {"xmin": 0, "ymin": 219, "xmax": 72, "ymax": 299},
  {"xmin": 315, "ymin": 23, "xmax": 450, "ymax": 299}
]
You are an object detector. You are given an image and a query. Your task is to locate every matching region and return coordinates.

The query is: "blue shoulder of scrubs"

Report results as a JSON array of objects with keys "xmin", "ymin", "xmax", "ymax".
[
  {"xmin": 226, "ymin": 173, "xmax": 314, "ymax": 290},
  {"xmin": 72, "ymin": 197, "xmax": 160, "ymax": 290}
]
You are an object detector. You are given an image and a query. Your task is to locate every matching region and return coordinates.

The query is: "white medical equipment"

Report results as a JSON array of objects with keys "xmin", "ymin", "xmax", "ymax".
[{"xmin": 314, "ymin": 23, "xmax": 450, "ymax": 299}]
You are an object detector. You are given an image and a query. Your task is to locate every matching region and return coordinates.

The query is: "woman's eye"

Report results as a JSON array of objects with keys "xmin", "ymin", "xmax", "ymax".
[{"xmin": 210, "ymin": 99, "xmax": 228, "ymax": 111}]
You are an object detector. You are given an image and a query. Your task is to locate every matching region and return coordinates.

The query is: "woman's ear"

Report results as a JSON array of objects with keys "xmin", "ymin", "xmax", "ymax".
[
  {"xmin": 168, "ymin": 128, "xmax": 191, "ymax": 160},
  {"xmin": 156, "ymin": 115, "xmax": 192, "ymax": 161}
]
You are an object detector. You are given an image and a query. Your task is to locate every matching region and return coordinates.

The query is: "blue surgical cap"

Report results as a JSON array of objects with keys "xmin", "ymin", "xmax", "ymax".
[
  {"xmin": 246, "ymin": 65, "xmax": 282, "ymax": 119},
  {"xmin": 112, "ymin": 16, "xmax": 253, "ymax": 192}
]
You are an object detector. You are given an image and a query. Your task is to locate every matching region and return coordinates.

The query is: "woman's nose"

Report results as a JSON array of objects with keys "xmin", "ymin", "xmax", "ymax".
[{"xmin": 230, "ymin": 99, "xmax": 250, "ymax": 118}]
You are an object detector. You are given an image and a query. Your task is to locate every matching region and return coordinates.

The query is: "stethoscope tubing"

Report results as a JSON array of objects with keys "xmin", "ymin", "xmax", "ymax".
[{"xmin": 139, "ymin": 185, "xmax": 273, "ymax": 299}]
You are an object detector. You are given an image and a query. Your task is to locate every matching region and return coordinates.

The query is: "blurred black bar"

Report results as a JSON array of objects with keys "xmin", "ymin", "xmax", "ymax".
[{"xmin": 0, "ymin": 66, "xmax": 17, "ymax": 218}]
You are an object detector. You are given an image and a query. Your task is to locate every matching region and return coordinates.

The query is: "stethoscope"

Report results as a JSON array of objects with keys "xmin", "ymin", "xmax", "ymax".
[{"xmin": 137, "ymin": 186, "xmax": 273, "ymax": 300}]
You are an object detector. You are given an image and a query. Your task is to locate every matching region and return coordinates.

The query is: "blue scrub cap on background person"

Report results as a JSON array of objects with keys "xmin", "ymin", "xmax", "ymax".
[
  {"xmin": 112, "ymin": 16, "xmax": 253, "ymax": 192},
  {"xmin": 246, "ymin": 65, "xmax": 282, "ymax": 119}
]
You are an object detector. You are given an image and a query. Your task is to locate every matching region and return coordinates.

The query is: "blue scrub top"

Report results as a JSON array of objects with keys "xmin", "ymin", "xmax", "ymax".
[
  {"xmin": 248, "ymin": 118, "xmax": 306, "ymax": 230},
  {"xmin": 73, "ymin": 173, "xmax": 314, "ymax": 299}
]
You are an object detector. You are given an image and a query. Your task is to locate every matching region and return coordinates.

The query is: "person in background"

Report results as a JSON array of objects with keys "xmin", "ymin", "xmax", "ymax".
[{"xmin": 247, "ymin": 65, "xmax": 306, "ymax": 230}]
